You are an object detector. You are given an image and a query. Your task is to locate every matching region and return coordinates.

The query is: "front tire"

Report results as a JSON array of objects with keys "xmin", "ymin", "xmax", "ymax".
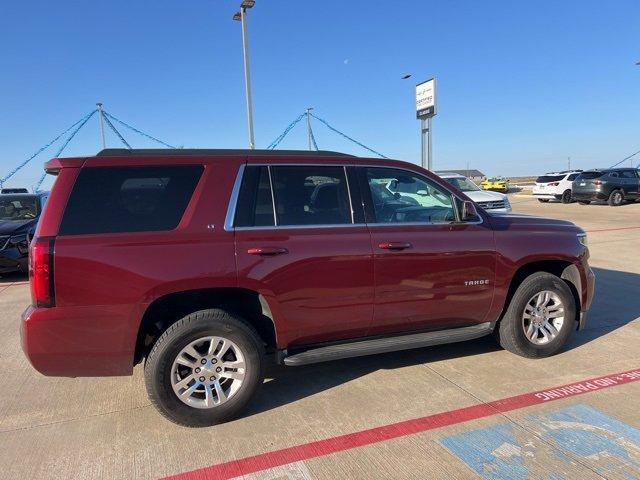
[
  {"xmin": 144, "ymin": 309, "xmax": 264, "ymax": 427},
  {"xmin": 498, "ymin": 272, "xmax": 575, "ymax": 358},
  {"xmin": 538, "ymin": 198, "xmax": 550, "ymax": 203},
  {"xmin": 578, "ymin": 201, "xmax": 590, "ymax": 205},
  {"xmin": 561, "ymin": 190, "xmax": 572, "ymax": 204}
]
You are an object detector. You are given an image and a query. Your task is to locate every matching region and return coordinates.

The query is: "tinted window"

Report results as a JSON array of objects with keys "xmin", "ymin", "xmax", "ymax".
[
  {"xmin": 536, "ymin": 175, "xmax": 564, "ymax": 183},
  {"xmin": 619, "ymin": 170, "xmax": 638, "ymax": 179},
  {"xmin": 60, "ymin": 166, "xmax": 203, "ymax": 235},
  {"xmin": 608, "ymin": 172, "xmax": 619, "ymax": 178},
  {"xmin": 235, "ymin": 166, "xmax": 275, "ymax": 227},
  {"xmin": 577, "ymin": 171, "xmax": 604, "ymax": 180},
  {"xmin": 567, "ymin": 173, "xmax": 580, "ymax": 181},
  {"xmin": 366, "ymin": 167, "xmax": 455, "ymax": 224},
  {"xmin": 271, "ymin": 166, "xmax": 352, "ymax": 226}
]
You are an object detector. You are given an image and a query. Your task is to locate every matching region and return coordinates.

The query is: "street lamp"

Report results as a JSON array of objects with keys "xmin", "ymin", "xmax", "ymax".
[{"xmin": 233, "ymin": 0, "xmax": 256, "ymax": 149}]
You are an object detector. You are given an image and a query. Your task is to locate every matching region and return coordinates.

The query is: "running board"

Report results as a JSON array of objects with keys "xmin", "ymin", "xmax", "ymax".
[{"xmin": 283, "ymin": 322, "xmax": 494, "ymax": 367}]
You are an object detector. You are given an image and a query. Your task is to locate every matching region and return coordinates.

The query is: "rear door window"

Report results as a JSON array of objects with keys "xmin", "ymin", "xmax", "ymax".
[
  {"xmin": 59, "ymin": 166, "xmax": 203, "ymax": 235},
  {"xmin": 270, "ymin": 165, "xmax": 352, "ymax": 226},
  {"xmin": 567, "ymin": 173, "xmax": 580, "ymax": 181}
]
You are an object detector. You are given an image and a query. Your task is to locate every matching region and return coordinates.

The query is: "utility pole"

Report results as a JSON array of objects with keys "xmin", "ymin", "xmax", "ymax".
[
  {"xmin": 233, "ymin": 1, "xmax": 256, "ymax": 149},
  {"xmin": 306, "ymin": 108, "xmax": 313, "ymax": 150},
  {"xmin": 568, "ymin": 156, "xmax": 571, "ymax": 171},
  {"xmin": 96, "ymin": 103, "xmax": 106, "ymax": 149}
]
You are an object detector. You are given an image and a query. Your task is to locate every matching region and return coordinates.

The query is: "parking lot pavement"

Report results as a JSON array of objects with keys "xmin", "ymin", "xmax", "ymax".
[{"xmin": 0, "ymin": 200, "xmax": 638, "ymax": 480}]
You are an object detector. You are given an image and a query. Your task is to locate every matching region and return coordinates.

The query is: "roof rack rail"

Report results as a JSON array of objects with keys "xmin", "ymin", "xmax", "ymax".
[{"xmin": 96, "ymin": 148, "xmax": 355, "ymax": 157}]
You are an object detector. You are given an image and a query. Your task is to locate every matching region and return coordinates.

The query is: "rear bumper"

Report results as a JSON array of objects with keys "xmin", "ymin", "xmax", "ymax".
[
  {"xmin": 572, "ymin": 190, "xmax": 607, "ymax": 201},
  {"xmin": 21, "ymin": 305, "xmax": 134, "ymax": 377},
  {"xmin": 532, "ymin": 193, "xmax": 559, "ymax": 200}
]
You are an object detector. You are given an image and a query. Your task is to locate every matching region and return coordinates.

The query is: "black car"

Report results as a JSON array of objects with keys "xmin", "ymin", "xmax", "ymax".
[
  {"xmin": 572, "ymin": 168, "xmax": 640, "ymax": 206},
  {"xmin": 0, "ymin": 191, "xmax": 49, "ymax": 274}
]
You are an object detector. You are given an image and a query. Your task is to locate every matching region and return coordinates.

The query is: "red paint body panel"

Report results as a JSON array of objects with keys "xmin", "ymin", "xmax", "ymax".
[
  {"xmin": 21, "ymin": 153, "xmax": 595, "ymax": 378},
  {"xmin": 236, "ymin": 226, "xmax": 374, "ymax": 347},
  {"xmin": 367, "ymin": 222, "xmax": 496, "ymax": 335}
]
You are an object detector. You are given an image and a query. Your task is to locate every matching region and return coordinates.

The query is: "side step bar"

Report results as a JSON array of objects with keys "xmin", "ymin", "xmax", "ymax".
[{"xmin": 283, "ymin": 322, "xmax": 494, "ymax": 367}]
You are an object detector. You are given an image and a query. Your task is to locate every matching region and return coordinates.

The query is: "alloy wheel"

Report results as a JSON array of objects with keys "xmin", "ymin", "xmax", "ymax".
[
  {"xmin": 171, "ymin": 336, "xmax": 246, "ymax": 409},
  {"xmin": 522, "ymin": 290, "xmax": 565, "ymax": 345}
]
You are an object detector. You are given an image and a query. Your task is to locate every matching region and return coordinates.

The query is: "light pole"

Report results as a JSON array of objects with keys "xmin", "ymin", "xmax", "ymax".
[
  {"xmin": 306, "ymin": 108, "xmax": 314, "ymax": 150},
  {"xmin": 96, "ymin": 102, "xmax": 106, "ymax": 149},
  {"xmin": 233, "ymin": 0, "xmax": 256, "ymax": 149}
]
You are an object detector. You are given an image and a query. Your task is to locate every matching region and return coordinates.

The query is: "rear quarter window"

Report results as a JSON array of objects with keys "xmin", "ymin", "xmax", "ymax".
[{"xmin": 59, "ymin": 166, "xmax": 203, "ymax": 235}]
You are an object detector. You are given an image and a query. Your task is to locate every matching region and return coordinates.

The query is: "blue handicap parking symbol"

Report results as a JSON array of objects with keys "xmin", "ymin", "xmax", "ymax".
[{"xmin": 440, "ymin": 404, "xmax": 640, "ymax": 479}]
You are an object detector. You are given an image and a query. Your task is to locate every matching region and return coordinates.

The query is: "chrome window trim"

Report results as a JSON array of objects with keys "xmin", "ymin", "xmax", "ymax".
[
  {"xmin": 267, "ymin": 165, "xmax": 278, "ymax": 227},
  {"xmin": 343, "ymin": 165, "xmax": 355, "ymax": 224},
  {"xmin": 223, "ymin": 164, "xmax": 246, "ymax": 232},
  {"xmin": 234, "ymin": 223, "xmax": 365, "ymax": 231},
  {"xmin": 225, "ymin": 162, "xmax": 484, "ymax": 231}
]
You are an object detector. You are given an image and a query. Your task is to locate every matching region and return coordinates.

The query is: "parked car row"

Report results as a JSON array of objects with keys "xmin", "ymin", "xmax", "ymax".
[{"xmin": 534, "ymin": 168, "xmax": 640, "ymax": 206}]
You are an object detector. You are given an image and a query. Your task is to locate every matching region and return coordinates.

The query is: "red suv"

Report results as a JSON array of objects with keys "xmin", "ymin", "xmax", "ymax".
[{"xmin": 21, "ymin": 149, "xmax": 595, "ymax": 426}]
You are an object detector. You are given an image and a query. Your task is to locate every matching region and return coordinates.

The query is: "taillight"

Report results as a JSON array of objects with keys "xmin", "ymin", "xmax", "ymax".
[
  {"xmin": 593, "ymin": 180, "xmax": 603, "ymax": 186},
  {"xmin": 548, "ymin": 182, "xmax": 560, "ymax": 186},
  {"xmin": 29, "ymin": 236, "xmax": 55, "ymax": 308}
]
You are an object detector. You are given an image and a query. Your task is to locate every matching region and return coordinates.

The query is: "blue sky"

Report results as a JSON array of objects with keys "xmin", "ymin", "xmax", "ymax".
[{"xmin": 1, "ymin": 0, "xmax": 638, "ymax": 189}]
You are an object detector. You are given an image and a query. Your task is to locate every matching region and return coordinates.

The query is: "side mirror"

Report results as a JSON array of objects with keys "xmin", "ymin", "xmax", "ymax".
[
  {"xmin": 461, "ymin": 200, "xmax": 480, "ymax": 222},
  {"xmin": 416, "ymin": 189, "xmax": 429, "ymax": 196}
]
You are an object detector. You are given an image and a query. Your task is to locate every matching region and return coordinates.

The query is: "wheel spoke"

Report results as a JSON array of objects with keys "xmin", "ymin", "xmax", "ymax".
[
  {"xmin": 183, "ymin": 344, "xmax": 201, "ymax": 361},
  {"xmin": 204, "ymin": 384, "xmax": 214, "ymax": 407},
  {"xmin": 180, "ymin": 383, "xmax": 199, "ymax": 398},
  {"xmin": 174, "ymin": 374, "xmax": 195, "ymax": 390},
  {"xmin": 525, "ymin": 322, "xmax": 535, "ymax": 339},
  {"xmin": 220, "ymin": 369, "xmax": 244, "ymax": 381},
  {"xmin": 213, "ymin": 380, "xmax": 227, "ymax": 404},
  {"xmin": 539, "ymin": 327, "xmax": 550, "ymax": 342},
  {"xmin": 544, "ymin": 322, "xmax": 559, "ymax": 337},
  {"xmin": 217, "ymin": 339, "xmax": 232, "ymax": 359},
  {"xmin": 207, "ymin": 338, "xmax": 218, "ymax": 356},
  {"xmin": 222, "ymin": 359, "xmax": 245, "ymax": 370},
  {"xmin": 548, "ymin": 309, "xmax": 564, "ymax": 318},
  {"xmin": 175, "ymin": 354, "xmax": 196, "ymax": 368}
]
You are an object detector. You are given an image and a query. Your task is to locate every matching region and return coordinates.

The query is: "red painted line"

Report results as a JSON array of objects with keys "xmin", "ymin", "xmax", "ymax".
[
  {"xmin": 585, "ymin": 225, "xmax": 640, "ymax": 233},
  {"xmin": 165, "ymin": 368, "xmax": 640, "ymax": 480}
]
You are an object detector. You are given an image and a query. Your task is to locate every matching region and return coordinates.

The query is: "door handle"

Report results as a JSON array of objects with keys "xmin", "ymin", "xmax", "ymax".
[
  {"xmin": 378, "ymin": 242, "xmax": 412, "ymax": 251},
  {"xmin": 247, "ymin": 247, "xmax": 289, "ymax": 256}
]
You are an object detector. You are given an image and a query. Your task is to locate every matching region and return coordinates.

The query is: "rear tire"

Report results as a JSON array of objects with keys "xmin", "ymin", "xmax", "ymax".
[
  {"xmin": 561, "ymin": 190, "xmax": 572, "ymax": 204},
  {"xmin": 144, "ymin": 309, "xmax": 264, "ymax": 427},
  {"xmin": 498, "ymin": 272, "xmax": 575, "ymax": 358},
  {"xmin": 538, "ymin": 199, "xmax": 550, "ymax": 203},
  {"xmin": 608, "ymin": 190, "xmax": 624, "ymax": 207},
  {"xmin": 578, "ymin": 201, "xmax": 590, "ymax": 205}
]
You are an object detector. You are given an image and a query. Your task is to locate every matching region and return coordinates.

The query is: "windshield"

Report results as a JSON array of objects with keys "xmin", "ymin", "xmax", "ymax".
[
  {"xmin": 0, "ymin": 196, "xmax": 39, "ymax": 221},
  {"xmin": 444, "ymin": 177, "xmax": 481, "ymax": 192}
]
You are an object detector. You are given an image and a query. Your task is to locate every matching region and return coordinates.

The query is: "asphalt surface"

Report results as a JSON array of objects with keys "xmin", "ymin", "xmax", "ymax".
[{"xmin": 0, "ymin": 197, "xmax": 639, "ymax": 480}]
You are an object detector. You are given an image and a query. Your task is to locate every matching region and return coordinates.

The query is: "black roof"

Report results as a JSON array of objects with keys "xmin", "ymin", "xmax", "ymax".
[{"xmin": 96, "ymin": 148, "xmax": 354, "ymax": 157}]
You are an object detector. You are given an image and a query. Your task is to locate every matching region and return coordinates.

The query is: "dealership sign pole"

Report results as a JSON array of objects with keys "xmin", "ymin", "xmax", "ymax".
[{"xmin": 416, "ymin": 78, "xmax": 436, "ymax": 170}]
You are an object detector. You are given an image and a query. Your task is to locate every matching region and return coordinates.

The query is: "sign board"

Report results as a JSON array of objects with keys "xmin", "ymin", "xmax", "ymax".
[{"xmin": 416, "ymin": 78, "xmax": 436, "ymax": 118}]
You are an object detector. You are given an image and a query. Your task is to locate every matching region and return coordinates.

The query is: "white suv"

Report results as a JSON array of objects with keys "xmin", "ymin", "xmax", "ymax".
[
  {"xmin": 438, "ymin": 173, "xmax": 512, "ymax": 213},
  {"xmin": 533, "ymin": 171, "xmax": 582, "ymax": 203}
]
